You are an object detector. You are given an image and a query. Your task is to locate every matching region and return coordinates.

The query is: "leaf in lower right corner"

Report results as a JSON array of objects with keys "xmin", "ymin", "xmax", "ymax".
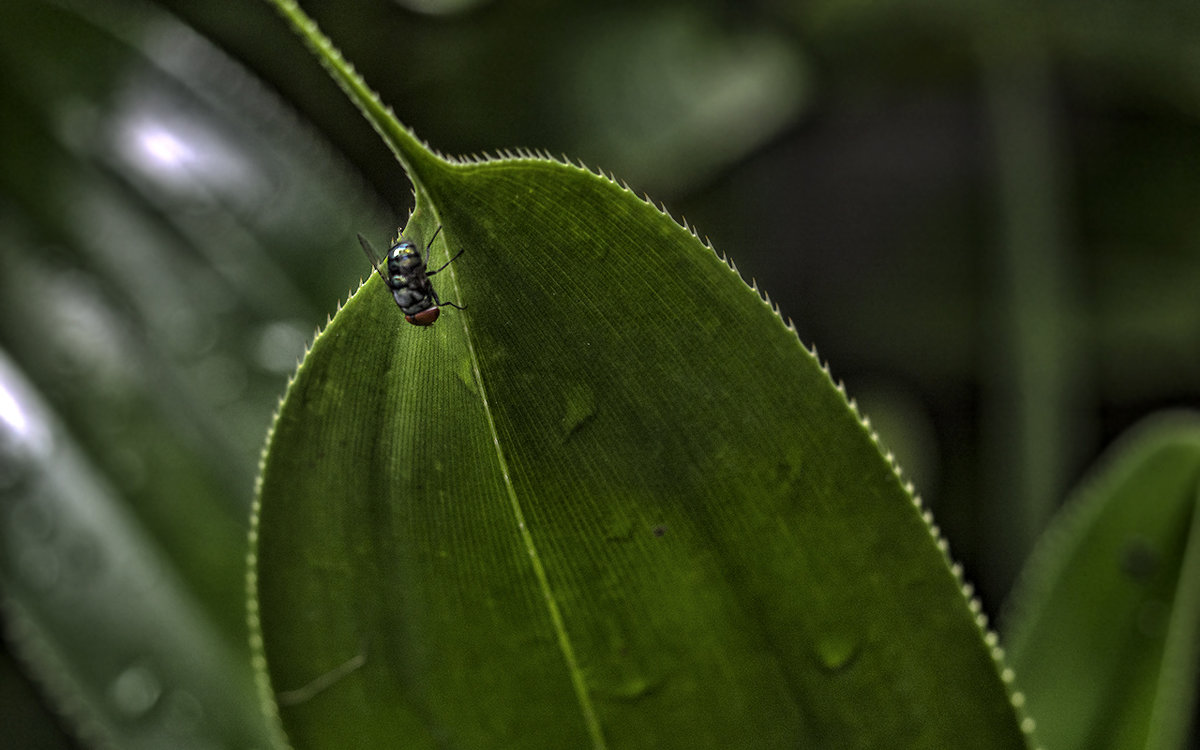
[{"xmin": 1002, "ymin": 413, "xmax": 1200, "ymax": 750}]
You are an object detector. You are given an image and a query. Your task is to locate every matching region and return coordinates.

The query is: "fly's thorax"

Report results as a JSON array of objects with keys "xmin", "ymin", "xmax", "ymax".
[{"xmin": 387, "ymin": 242, "xmax": 424, "ymax": 273}]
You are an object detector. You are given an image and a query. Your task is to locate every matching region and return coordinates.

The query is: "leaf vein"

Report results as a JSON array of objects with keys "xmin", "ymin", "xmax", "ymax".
[{"xmin": 451, "ymin": 267, "xmax": 608, "ymax": 750}]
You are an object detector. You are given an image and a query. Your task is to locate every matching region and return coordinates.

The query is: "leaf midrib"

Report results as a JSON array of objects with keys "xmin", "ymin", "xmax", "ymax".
[
  {"xmin": 266, "ymin": 1, "xmax": 609, "ymax": 740},
  {"xmin": 448, "ymin": 260, "xmax": 607, "ymax": 749}
]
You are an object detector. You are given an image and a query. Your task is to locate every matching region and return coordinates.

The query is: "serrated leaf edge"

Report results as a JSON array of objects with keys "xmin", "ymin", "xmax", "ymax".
[
  {"xmin": 248, "ymin": 162, "xmax": 1039, "ymax": 747},
  {"xmin": 259, "ymin": 1, "xmax": 1038, "ymax": 743}
]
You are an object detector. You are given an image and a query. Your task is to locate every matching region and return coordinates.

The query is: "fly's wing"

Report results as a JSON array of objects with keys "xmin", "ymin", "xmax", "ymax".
[{"xmin": 356, "ymin": 234, "xmax": 390, "ymax": 285}]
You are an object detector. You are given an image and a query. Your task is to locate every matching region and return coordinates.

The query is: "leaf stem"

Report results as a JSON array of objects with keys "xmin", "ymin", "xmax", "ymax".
[
  {"xmin": 263, "ymin": 3, "xmax": 606, "ymax": 743},
  {"xmin": 265, "ymin": 0, "xmax": 442, "ymax": 192}
]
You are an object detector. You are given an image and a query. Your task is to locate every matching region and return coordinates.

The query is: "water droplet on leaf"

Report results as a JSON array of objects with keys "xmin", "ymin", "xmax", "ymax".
[
  {"xmin": 814, "ymin": 632, "xmax": 860, "ymax": 673},
  {"xmin": 560, "ymin": 383, "xmax": 595, "ymax": 441},
  {"xmin": 454, "ymin": 356, "xmax": 476, "ymax": 394},
  {"xmin": 604, "ymin": 517, "xmax": 635, "ymax": 542}
]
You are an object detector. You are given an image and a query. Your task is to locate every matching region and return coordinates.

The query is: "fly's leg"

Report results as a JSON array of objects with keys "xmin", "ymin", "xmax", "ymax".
[
  {"xmin": 425, "ymin": 224, "xmax": 443, "ymax": 251},
  {"xmin": 427, "ymin": 247, "xmax": 465, "ymax": 276},
  {"xmin": 429, "ymin": 286, "xmax": 467, "ymax": 310},
  {"xmin": 424, "ymin": 224, "xmax": 466, "ymax": 309}
]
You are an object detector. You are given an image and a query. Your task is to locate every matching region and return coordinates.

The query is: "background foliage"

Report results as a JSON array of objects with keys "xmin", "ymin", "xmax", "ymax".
[{"xmin": 2, "ymin": 0, "xmax": 1199, "ymax": 745}]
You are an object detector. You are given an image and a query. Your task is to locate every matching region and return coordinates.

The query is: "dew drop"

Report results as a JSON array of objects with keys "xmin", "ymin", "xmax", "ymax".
[
  {"xmin": 109, "ymin": 663, "xmax": 162, "ymax": 717},
  {"xmin": 814, "ymin": 632, "xmax": 860, "ymax": 673},
  {"xmin": 588, "ymin": 661, "xmax": 665, "ymax": 704},
  {"xmin": 559, "ymin": 383, "xmax": 595, "ymax": 441},
  {"xmin": 602, "ymin": 675, "xmax": 654, "ymax": 701},
  {"xmin": 603, "ymin": 517, "xmax": 635, "ymax": 542},
  {"xmin": 453, "ymin": 356, "xmax": 476, "ymax": 394}
]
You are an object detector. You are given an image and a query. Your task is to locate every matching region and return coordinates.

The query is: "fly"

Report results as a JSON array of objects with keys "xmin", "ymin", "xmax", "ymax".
[{"xmin": 357, "ymin": 225, "xmax": 465, "ymax": 326}]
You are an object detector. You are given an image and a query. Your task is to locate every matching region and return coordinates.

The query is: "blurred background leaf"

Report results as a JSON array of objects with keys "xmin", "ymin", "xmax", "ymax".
[
  {"xmin": 0, "ymin": 0, "xmax": 384, "ymax": 743},
  {"xmin": 1002, "ymin": 414, "xmax": 1200, "ymax": 750},
  {"xmin": 0, "ymin": 351, "xmax": 278, "ymax": 748},
  {"xmin": 2, "ymin": 0, "xmax": 1200, "ymax": 744}
]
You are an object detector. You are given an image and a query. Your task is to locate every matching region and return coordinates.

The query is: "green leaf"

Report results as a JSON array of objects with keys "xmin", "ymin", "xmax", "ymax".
[
  {"xmin": 1003, "ymin": 413, "xmax": 1200, "ymax": 750},
  {"xmin": 251, "ymin": 2, "xmax": 1030, "ymax": 748}
]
